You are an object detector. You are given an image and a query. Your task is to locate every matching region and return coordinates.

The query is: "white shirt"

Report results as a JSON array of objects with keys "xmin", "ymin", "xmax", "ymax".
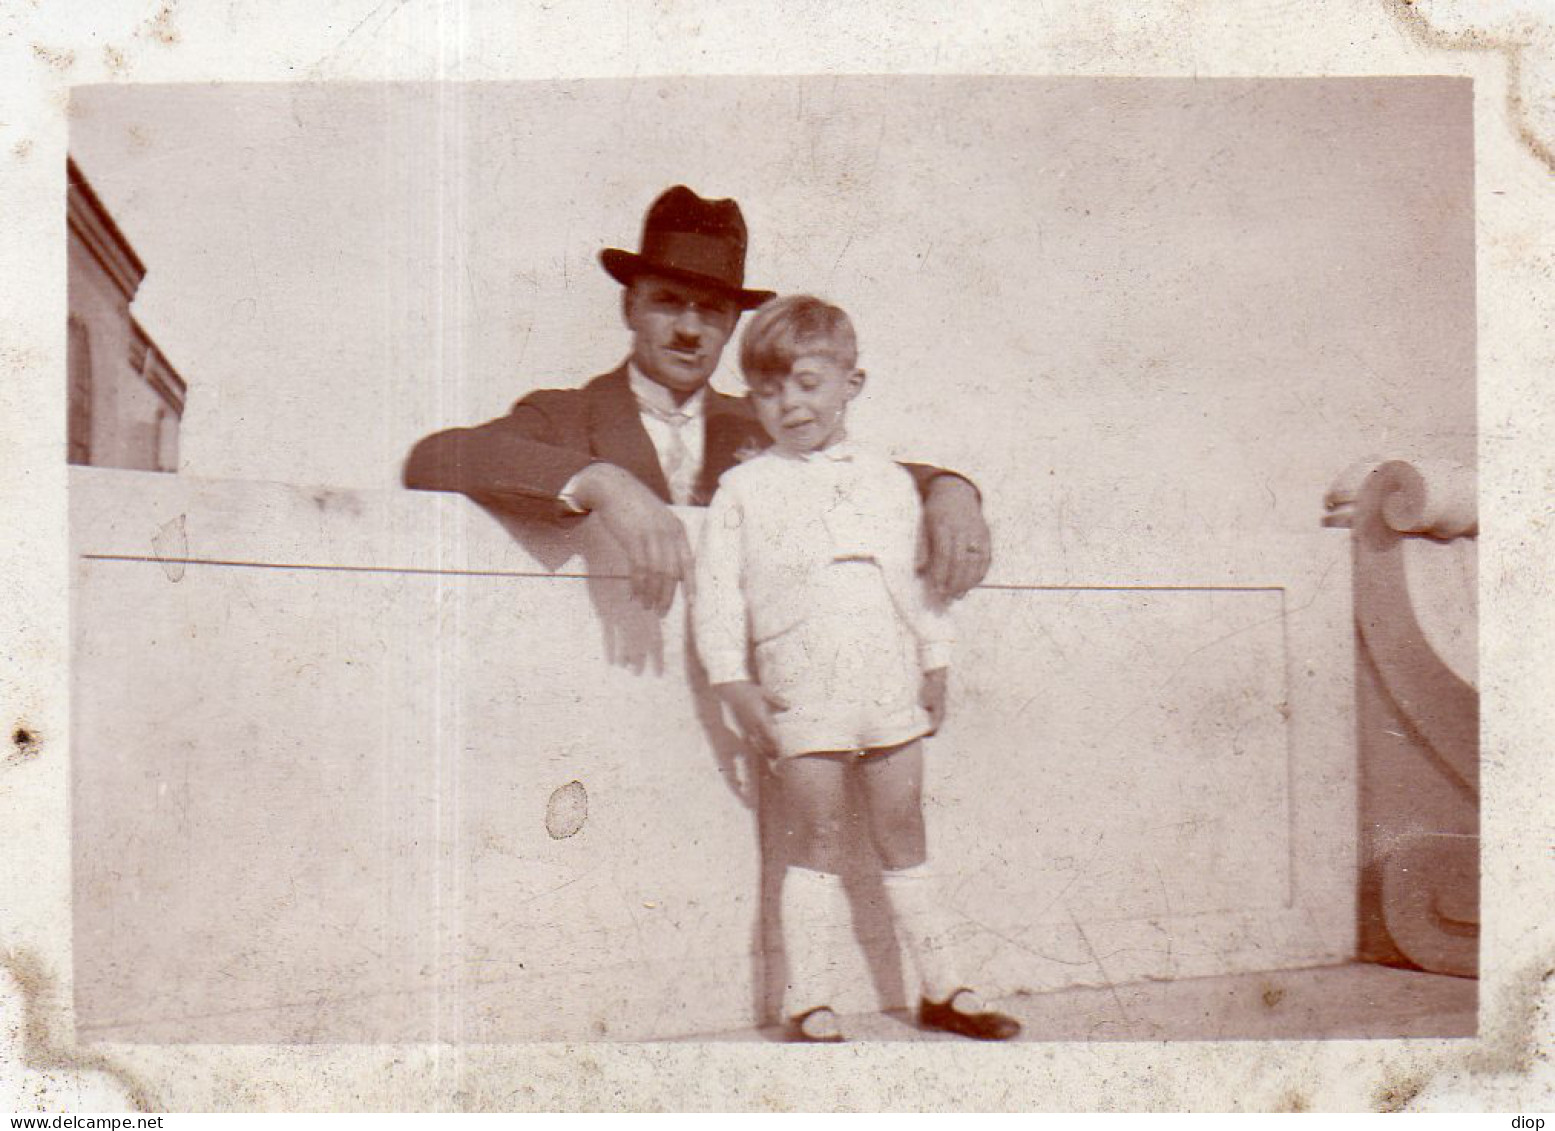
[
  {"xmin": 559, "ymin": 363, "xmax": 707, "ymax": 510},
  {"xmin": 626, "ymin": 363, "xmax": 706, "ymax": 506},
  {"xmin": 692, "ymin": 440, "xmax": 954, "ymax": 686}
]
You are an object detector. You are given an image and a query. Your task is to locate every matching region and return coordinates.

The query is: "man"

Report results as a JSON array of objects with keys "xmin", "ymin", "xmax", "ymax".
[{"xmin": 403, "ymin": 185, "xmax": 992, "ymax": 611}]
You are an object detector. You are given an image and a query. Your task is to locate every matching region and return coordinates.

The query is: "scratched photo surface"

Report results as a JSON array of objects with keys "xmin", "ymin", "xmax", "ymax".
[{"xmin": 61, "ymin": 77, "xmax": 1479, "ymax": 1046}]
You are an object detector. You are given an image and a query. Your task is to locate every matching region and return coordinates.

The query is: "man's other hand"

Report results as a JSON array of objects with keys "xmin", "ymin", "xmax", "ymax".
[
  {"xmin": 920, "ymin": 475, "xmax": 992, "ymax": 600},
  {"xmin": 570, "ymin": 462, "xmax": 694, "ymax": 615}
]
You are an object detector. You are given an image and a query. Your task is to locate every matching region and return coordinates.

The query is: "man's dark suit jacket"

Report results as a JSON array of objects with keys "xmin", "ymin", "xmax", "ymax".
[{"xmin": 403, "ymin": 364, "xmax": 953, "ymax": 517}]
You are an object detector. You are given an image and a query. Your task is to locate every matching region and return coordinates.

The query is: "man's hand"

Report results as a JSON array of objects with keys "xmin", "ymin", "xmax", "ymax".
[
  {"xmin": 920, "ymin": 475, "xmax": 992, "ymax": 600},
  {"xmin": 921, "ymin": 667, "xmax": 949, "ymax": 734},
  {"xmin": 715, "ymin": 680, "xmax": 786, "ymax": 761},
  {"xmin": 570, "ymin": 462, "xmax": 694, "ymax": 615}
]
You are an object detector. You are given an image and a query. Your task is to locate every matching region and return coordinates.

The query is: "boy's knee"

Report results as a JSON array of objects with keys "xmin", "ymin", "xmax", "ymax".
[
  {"xmin": 873, "ymin": 820, "xmax": 927, "ymax": 871},
  {"xmin": 878, "ymin": 843, "xmax": 928, "ymax": 872},
  {"xmin": 783, "ymin": 818, "xmax": 848, "ymax": 873},
  {"xmin": 787, "ymin": 814, "xmax": 845, "ymax": 852}
]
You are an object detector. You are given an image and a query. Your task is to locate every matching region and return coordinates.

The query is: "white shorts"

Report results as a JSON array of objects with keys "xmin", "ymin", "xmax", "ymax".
[{"xmin": 754, "ymin": 560, "xmax": 930, "ymax": 760}]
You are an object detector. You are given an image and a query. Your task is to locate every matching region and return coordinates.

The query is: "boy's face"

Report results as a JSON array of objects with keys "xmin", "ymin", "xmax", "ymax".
[{"xmin": 748, "ymin": 352, "xmax": 865, "ymax": 455}]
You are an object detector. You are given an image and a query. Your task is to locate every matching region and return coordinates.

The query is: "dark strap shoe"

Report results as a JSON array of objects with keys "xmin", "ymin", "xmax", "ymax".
[
  {"xmin": 918, "ymin": 988, "xmax": 1021, "ymax": 1041},
  {"xmin": 785, "ymin": 1005, "xmax": 846, "ymax": 1043}
]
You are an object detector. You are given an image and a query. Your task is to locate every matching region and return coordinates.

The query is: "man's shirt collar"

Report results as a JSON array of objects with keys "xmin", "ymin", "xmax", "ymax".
[{"xmin": 627, "ymin": 362, "xmax": 706, "ymax": 422}]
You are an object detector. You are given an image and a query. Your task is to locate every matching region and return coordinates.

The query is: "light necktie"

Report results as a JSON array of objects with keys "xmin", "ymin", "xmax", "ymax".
[{"xmin": 637, "ymin": 398, "xmax": 697, "ymax": 505}]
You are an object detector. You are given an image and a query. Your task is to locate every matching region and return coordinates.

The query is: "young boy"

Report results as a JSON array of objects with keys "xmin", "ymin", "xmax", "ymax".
[{"xmin": 692, "ymin": 295, "xmax": 1021, "ymax": 1043}]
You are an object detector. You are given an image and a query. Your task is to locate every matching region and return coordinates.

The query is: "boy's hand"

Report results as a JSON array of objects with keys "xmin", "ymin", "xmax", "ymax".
[
  {"xmin": 921, "ymin": 668, "xmax": 949, "ymax": 734},
  {"xmin": 715, "ymin": 680, "xmax": 787, "ymax": 761}
]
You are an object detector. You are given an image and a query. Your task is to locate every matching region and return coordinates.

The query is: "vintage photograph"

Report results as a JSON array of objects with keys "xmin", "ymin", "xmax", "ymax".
[{"xmin": 61, "ymin": 76, "xmax": 1481, "ymax": 1049}]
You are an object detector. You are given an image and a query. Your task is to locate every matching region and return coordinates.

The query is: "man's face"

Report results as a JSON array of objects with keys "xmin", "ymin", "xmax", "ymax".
[
  {"xmin": 748, "ymin": 352, "xmax": 864, "ymax": 455},
  {"xmin": 623, "ymin": 274, "xmax": 740, "ymax": 398}
]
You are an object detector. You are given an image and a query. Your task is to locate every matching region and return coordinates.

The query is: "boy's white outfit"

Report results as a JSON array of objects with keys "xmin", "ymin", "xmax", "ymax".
[
  {"xmin": 694, "ymin": 438, "xmax": 971, "ymax": 1023},
  {"xmin": 693, "ymin": 440, "xmax": 953, "ymax": 759}
]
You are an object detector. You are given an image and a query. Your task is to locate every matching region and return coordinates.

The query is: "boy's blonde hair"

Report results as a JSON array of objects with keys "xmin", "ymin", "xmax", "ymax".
[{"xmin": 739, "ymin": 294, "xmax": 858, "ymax": 383}]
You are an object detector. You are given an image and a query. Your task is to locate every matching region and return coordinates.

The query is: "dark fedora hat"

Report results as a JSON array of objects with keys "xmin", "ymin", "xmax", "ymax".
[{"xmin": 600, "ymin": 185, "xmax": 776, "ymax": 310}]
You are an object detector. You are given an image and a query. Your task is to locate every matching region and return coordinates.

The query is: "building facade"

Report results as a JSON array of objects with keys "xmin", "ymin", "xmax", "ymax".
[{"xmin": 66, "ymin": 157, "xmax": 185, "ymax": 472}]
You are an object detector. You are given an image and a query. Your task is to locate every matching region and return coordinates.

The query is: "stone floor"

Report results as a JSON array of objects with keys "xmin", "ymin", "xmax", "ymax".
[{"xmin": 685, "ymin": 962, "xmax": 1478, "ymax": 1042}]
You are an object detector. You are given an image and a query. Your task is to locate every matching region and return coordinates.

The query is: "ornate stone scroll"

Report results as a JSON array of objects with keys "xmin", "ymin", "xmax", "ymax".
[{"xmin": 1328, "ymin": 459, "xmax": 1479, "ymax": 978}]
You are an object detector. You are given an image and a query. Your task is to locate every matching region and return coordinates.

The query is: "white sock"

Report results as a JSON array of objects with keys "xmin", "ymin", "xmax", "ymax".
[
  {"xmin": 882, "ymin": 862, "xmax": 959, "ymax": 1002},
  {"xmin": 779, "ymin": 865, "xmax": 850, "ymax": 1018}
]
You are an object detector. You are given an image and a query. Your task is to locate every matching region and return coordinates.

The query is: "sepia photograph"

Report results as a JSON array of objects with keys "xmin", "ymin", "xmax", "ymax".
[
  {"xmin": 3, "ymin": 0, "xmax": 1552, "ymax": 1114},
  {"xmin": 64, "ymin": 77, "xmax": 1477, "ymax": 1045}
]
